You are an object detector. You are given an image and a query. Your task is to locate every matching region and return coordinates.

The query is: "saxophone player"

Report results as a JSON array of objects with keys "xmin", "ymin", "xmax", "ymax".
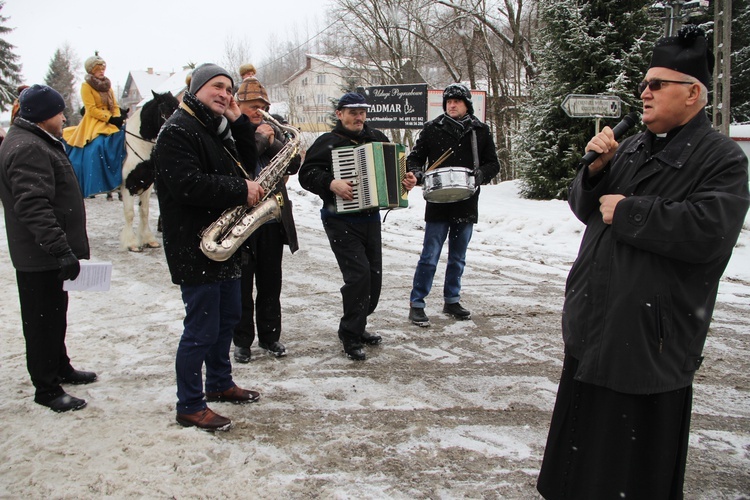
[
  {"xmin": 232, "ymin": 76, "xmax": 300, "ymax": 363},
  {"xmin": 153, "ymin": 64, "xmax": 264, "ymax": 431}
]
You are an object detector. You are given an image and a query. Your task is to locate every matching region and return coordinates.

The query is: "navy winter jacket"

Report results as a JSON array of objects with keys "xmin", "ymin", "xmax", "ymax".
[{"xmin": 0, "ymin": 118, "xmax": 90, "ymax": 271}]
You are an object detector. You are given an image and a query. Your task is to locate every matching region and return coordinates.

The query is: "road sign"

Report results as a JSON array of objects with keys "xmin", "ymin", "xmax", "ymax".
[
  {"xmin": 357, "ymin": 84, "xmax": 429, "ymax": 129},
  {"xmin": 561, "ymin": 94, "xmax": 621, "ymax": 118}
]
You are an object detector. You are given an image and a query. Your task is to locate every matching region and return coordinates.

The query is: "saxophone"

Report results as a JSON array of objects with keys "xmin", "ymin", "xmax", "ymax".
[{"xmin": 200, "ymin": 110, "xmax": 300, "ymax": 262}]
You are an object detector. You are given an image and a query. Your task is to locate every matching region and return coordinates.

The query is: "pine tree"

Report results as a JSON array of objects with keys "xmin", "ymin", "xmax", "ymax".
[
  {"xmin": 0, "ymin": 0, "xmax": 23, "ymax": 112},
  {"xmin": 45, "ymin": 45, "xmax": 80, "ymax": 126},
  {"xmin": 516, "ymin": 0, "xmax": 661, "ymax": 199},
  {"xmin": 731, "ymin": 0, "xmax": 750, "ymax": 123}
]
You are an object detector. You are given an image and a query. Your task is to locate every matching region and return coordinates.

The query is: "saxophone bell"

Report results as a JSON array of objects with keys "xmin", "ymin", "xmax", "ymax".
[
  {"xmin": 200, "ymin": 194, "xmax": 284, "ymax": 262},
  {"xmin": 199, "ymin": 110, "xmax": 299, "ymax": 262}
]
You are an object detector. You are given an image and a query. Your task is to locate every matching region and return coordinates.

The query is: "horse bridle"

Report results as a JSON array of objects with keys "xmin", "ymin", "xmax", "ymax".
[
  {"xmin": 124, "ymin": 98, "xmax": 177, "ymax": 162},
  {"xmin": 124, "ymin": 130, "xmax": 154, "ymax": 163}
]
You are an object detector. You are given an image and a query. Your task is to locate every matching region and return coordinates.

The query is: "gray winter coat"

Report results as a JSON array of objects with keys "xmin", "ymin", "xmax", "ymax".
[
  {"xmin": 563, "ymin": 110, "xmax": 749, "ymax": 394},
  {"xmin": 0, "ymin": 118, "xmax": 90, "ymax": 271}
]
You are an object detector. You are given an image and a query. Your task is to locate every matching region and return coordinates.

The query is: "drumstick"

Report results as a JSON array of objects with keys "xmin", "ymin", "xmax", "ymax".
[
  {"xmin": 426, "ymin": 149, "xmax": 453, "ymax": 172},
  {"xmin": 425, "ymin": 149, "xmax": 454, "ymax": 173}
]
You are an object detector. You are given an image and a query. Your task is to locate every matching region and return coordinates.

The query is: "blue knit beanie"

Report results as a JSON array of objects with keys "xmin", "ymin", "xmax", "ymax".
[{"xmin": 18, "ymin": 85, "xmax": 66, "ymax": 123}]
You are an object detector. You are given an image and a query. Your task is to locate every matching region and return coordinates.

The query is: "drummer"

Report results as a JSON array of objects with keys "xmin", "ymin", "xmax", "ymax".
[{"xmin": 407, "ymin": 83, "xmax": 500, "ymax": 327}]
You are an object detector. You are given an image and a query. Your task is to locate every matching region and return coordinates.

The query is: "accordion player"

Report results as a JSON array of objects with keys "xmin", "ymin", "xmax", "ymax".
[{"xmin": 331, "ymin": 142, "xmax": 409, "ymax": 214}]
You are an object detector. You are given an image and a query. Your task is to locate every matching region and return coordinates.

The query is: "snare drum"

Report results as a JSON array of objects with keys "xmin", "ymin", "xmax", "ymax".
[{"xmin": 422, "ymin": 167, "xmax": 476, "ymax": 203}]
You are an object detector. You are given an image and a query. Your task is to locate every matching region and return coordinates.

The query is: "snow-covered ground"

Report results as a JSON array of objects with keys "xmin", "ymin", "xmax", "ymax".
[{"xmin": 1, "ymin": 179, "xmax": 748, "ymax": 498}]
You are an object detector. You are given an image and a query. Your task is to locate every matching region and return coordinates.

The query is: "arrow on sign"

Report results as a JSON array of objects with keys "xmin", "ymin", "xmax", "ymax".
[{"xmin": 561, "ymin": 94, "xmax": 622, "ymax": 118}]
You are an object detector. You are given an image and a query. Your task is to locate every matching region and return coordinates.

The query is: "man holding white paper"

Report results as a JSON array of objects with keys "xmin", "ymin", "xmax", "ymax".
[{"xmin": 0, "ymin": 85, "xmax": 97, "ymax": 413}]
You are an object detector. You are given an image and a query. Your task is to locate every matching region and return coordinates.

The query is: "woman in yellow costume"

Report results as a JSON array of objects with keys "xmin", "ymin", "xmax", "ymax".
[{"xmin": 63, "ymin": 52, "xmax": 126, "ymax": 197}]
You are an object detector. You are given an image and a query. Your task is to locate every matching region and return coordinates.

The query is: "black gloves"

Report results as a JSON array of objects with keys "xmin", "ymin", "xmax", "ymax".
[
  {"xmin": 472, "ymin": 169, "xmax": 484, "ymax": 186},
  {"xmin": 108, "ymin": 115, "xmax": 125, "ymax": 128},
  {"xmin": 56, "ymin": 251, "xmax": 81, "ymax": 281}
]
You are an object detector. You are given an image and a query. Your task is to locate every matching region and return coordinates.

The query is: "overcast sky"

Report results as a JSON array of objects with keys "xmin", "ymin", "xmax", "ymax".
[{"xmin": 2, "ymin": 0, "xmax": 332, "ymax": 119}]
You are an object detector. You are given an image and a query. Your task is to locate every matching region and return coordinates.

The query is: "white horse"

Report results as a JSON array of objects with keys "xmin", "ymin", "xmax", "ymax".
[{"xmin": 120, "ymin": 91, "xmax": 179, "ymax": 252}]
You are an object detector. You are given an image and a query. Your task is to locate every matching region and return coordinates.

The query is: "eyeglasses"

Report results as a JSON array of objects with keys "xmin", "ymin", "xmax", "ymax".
[{"xmin": 637, "ymin": 79, "xmax": 695, "ymax": 95}]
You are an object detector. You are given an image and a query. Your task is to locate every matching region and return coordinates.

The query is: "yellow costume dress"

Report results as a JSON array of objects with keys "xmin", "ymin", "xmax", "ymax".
[{"xmin": 62, "ymin": 78, "xmax": 125, "ymax": 197}]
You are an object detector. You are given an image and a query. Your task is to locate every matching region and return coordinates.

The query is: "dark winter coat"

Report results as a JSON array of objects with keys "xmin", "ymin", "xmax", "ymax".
[
  {"xmin": 0, "ymin": 118, "xmax": 90, "ymax": 271},
  {"xmin": 299, "ymin": 121, "xmax": 390, "ymax": 221},
  {"xmin": 563, "ymin": 110, "xmax": 749, "ymax": 394},
  {"xmin": 254, "ymin": 122, "xmax": 299, "ymax": 253},
  {"xmin": 407, "ymin": 113, "xmax": 500, "ymax": 224},
  {"xmin": 153, "ymin": 92, "xmax": 257, "ymax": 285}
]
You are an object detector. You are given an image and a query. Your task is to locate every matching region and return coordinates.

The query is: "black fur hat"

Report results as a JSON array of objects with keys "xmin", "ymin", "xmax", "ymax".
[
  {"xmin": 649, "ymin": 25, "xmax": 714, "ymax": 88},
  {"xmin": 442, "ymin": 83, "xmax": 474, "ymax": 115}
]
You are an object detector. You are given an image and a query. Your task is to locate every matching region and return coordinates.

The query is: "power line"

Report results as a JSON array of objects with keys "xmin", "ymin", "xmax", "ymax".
[{"xmin": 256, "ymin": 13, "xmax": 346, "ymax": 70}]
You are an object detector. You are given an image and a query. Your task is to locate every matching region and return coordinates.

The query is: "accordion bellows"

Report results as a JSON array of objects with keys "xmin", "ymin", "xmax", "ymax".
[{"xmin": 332, "ymin": 142, "xmax": 409, "ymax": 213}]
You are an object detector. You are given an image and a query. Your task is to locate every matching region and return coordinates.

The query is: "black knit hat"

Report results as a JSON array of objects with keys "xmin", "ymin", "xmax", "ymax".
[
  {"xmin": 649, "ymin": 25, "xmax": 714, "ymax": 88},
  {"xmin": 442, "ymin": 83, "xmax": 474, "ymax": 115},
  {"xmin": 189, "ymin": 63, "xmax": 234, "ymax": 94},
  {"xmin": 18, "ymin": 84, "xmax": 66, "ymax": 123}
]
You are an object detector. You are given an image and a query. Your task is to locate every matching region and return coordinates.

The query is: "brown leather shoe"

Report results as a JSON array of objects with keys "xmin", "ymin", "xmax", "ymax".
[
  {"xmin": 205, "ymin": 385, "xmax": 260, "ymax": 404},
  {"xmin": 175, "ymin": 407, "xmax": 231, "ymax": 431}
]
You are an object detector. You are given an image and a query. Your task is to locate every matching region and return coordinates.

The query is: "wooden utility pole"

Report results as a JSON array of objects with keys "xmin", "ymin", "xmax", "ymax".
[
  {"xmin": 651, "ymin": 1, "xmax": 731, "ymax": 134},
  {"xmin": 712, "ymin": 0, "xmax": 732, "ymax": 135}
]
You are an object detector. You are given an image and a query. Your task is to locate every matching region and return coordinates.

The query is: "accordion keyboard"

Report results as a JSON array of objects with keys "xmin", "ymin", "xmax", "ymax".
[{"xmin": 332, "ymin": 145, "xmax": 378, "ymax": 213}]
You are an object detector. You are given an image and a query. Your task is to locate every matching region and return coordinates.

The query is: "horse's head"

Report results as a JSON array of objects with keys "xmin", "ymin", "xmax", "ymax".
[
  {"xmin": 152, "ymin": 90, "xmax": 179, "ymax": 123},
  {"xmin": 140, "ymin": 91, "xmax": 179, "ymax": 140}
]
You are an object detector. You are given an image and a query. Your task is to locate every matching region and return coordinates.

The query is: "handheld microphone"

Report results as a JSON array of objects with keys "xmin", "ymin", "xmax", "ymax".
[{"xmin": 579, "ymin": 112, "xmax": 640, "ymax": 167}]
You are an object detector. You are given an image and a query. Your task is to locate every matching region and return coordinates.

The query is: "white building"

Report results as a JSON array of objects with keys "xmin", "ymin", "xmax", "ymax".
[{"xmin": 274, "ymin": 54, "xmax": 380, "ymax": 132}]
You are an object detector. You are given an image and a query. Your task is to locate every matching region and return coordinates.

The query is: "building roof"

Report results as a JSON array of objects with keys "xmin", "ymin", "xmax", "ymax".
[
  {"xmin": 137, "ymin": 68, "xmax": 192, "ymax": 107},
  {"xmin": 283, "ymin": 54, "xmax": 379, "ymax": 85},
  {"xmin": 126, "ymin": 70, "xmax": 173, "ymax": 98}
]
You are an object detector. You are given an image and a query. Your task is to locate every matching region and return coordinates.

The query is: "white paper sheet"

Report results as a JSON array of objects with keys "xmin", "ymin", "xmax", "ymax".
[{"xmin": 63, "ymin": 261, "xmax": 112, "ymax": 291}]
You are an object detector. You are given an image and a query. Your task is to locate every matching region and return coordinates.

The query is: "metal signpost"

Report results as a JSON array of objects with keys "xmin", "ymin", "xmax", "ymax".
[{"xmin": 561, "ymin": 94, "xmax": 622, "ymax": 134}]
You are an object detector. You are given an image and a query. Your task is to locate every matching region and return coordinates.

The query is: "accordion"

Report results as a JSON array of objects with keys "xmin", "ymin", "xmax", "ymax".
[{"xmin": 331, "ymin": 142, "xmax": 408, "ymax": 214}]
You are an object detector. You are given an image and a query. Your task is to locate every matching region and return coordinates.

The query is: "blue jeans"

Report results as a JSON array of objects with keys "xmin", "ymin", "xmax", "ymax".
[
  {"xmin": 410, "ymin": 221, "xmax": 473, "ymax": 308},
  {"xmin": 176, "ymin": 280, "xmax": 241, "ymax": 414}
]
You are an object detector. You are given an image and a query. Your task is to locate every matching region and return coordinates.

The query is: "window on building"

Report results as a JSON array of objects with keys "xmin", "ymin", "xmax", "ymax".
[
  {"xmin": 317, "ymin": 94, "xmax": 326, "ymax": 105},
  {"xmin": 302, "ymin": 78, "xmax": 308, "ymax": 87},
  {"xmin": 316, "ymin": 74, "xmax": 326, "ymax": 84},
  {"xmin": 296, "ymin": 95, "xmax": 306, "ymax": 105}
]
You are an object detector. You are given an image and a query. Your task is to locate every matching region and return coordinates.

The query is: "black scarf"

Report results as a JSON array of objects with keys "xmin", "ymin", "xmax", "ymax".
[
  {"xmin": 181, "ymin": 91, "xmax": 243, "ymax": 173},
  {"xmin": 182, "ymin": 92, "xmax": 234, "ymax": 142},
  {"xmin": 444, "ymin": 113, "xmax": 472, "ymax": 131}
]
